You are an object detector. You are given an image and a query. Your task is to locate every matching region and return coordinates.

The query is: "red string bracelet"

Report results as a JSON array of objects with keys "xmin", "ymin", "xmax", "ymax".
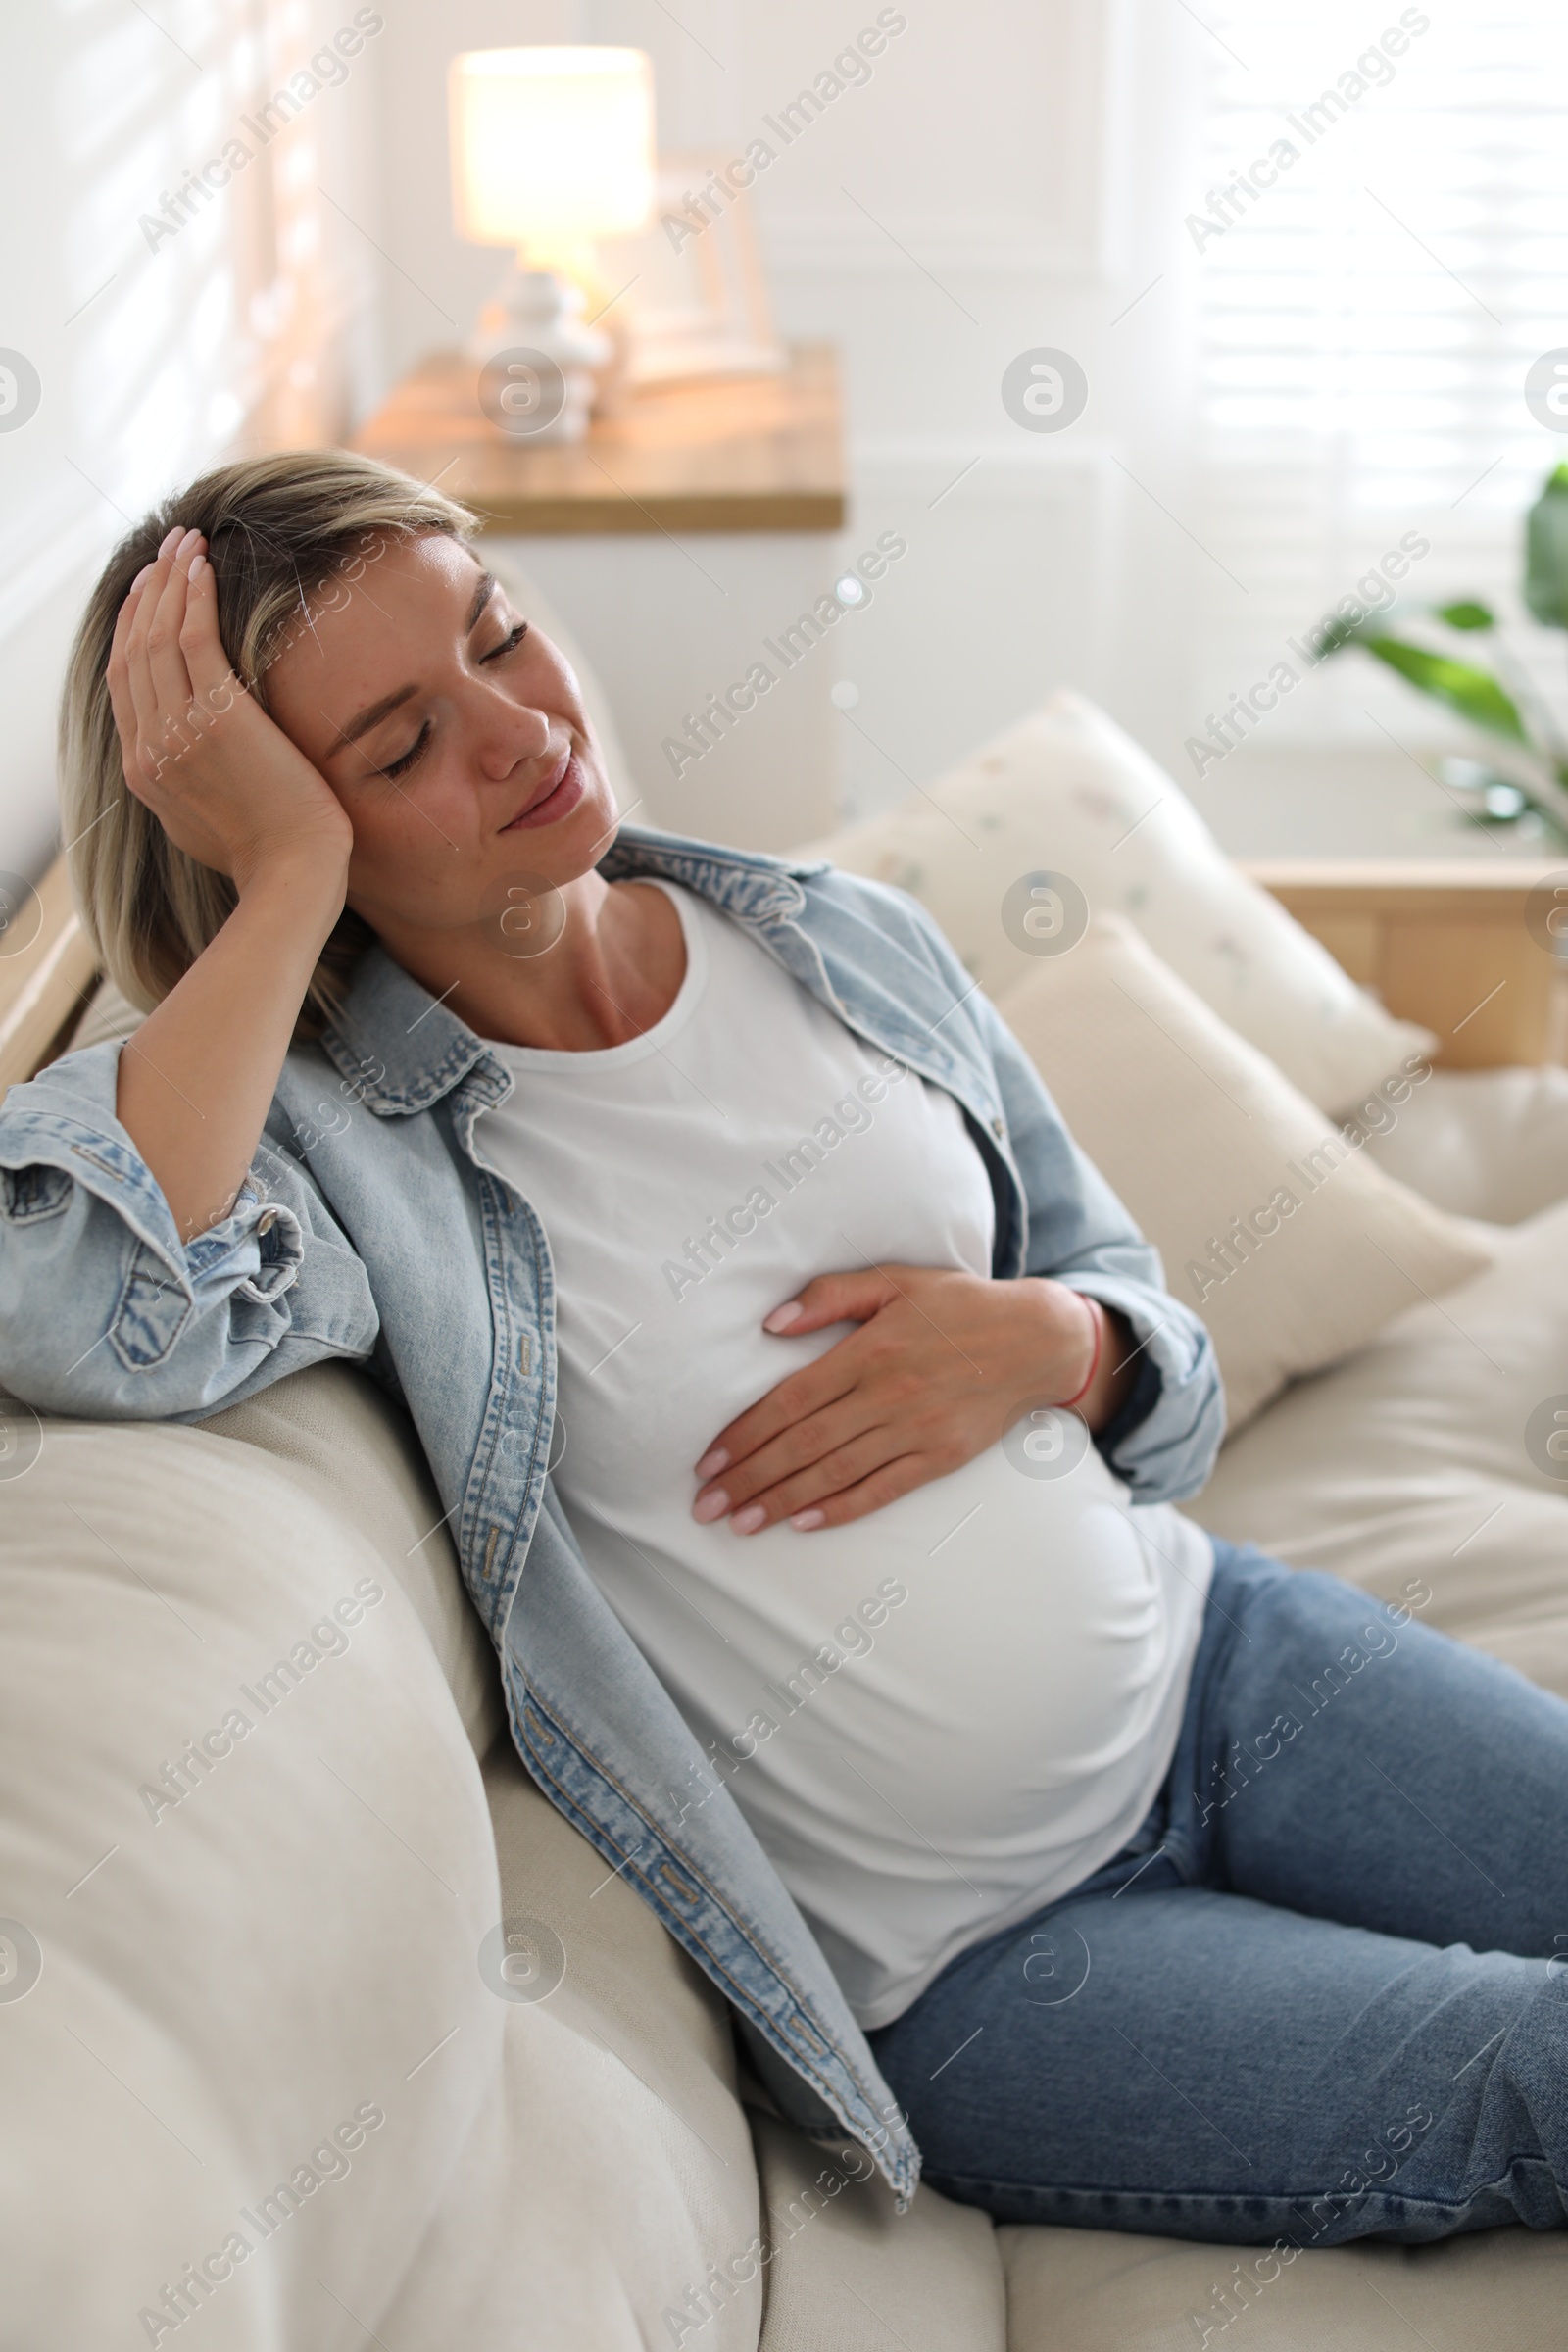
[{"xmin": 1055, "ymin": 1294, "xmax": 1104, "ymax": 1410}]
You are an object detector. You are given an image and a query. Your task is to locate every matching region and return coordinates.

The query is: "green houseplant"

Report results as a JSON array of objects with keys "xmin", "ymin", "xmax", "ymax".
[{"xmin": 1317, "ymin": 462, "xmax": 1568, "ymax": 847}]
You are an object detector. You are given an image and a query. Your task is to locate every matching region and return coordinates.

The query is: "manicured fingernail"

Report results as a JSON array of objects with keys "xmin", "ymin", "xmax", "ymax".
[
  {"xmin": 188, "ymin": 552, "xmax": 207, "ymax": 580},
  {"xmin": 694, "ymin": 1446, "xmax": 728, "ymax": 1479},
  {"xmin": 177, "ymin": 528, "xmax": 200, "ymax": 556},
  {"xmin": 130, "ymin": 564, "xmax": 154, "ymax": 589},
  {"xmin": 790, "ymin": 1508, "xmax": 825, "ymax": 1532},
  {"xmin": 764, "ymin": 1300, "xmax": 804, "ymax": 1332},
  {"xmin": 159, "ymin": 527, "xmax": 182, "ymax": 556},
  {"xmin": 730, "ymin": 1503, "xmax": 766, "ymax": 1535},
  {"xmin": 692, "ymin": 1488, "xmax": 730, "ymax": 1524}
]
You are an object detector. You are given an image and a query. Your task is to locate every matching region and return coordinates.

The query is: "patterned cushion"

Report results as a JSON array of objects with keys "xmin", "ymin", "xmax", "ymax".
[{"xmin": 796, "ymin": 691, "xmax": 1433, "ymax": 1118}]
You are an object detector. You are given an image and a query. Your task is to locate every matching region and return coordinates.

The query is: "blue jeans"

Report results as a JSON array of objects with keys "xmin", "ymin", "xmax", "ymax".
[{"xmin": 867, "ymin": 1540, "xmax": 1568, "ymax": 2245}]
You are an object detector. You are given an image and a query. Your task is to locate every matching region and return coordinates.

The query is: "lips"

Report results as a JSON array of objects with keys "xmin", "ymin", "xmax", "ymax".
[{"xmin": 502, "ymin": 747, "xmax": 583, "ymax": 831}]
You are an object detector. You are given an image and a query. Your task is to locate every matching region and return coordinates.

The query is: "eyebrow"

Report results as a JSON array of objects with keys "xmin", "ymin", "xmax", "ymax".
[
  {"xmin": 337, "ymin": 682, "xmax": 416, "ymax": 748},
  {"xmin": 466, "ymin": 566, "xmax": 499, "ymax": 631},
  {"xmin": 334, "ymin": 569, "xmax": 502, "ymax": 748}
]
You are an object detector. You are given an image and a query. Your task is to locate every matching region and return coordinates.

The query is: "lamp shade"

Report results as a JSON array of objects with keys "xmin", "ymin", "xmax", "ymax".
[{"xmin": 450, "ymin": 47, "xmax": 655, "ymax": 248}]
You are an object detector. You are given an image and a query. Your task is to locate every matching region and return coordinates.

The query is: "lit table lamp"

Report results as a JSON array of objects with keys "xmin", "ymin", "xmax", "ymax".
[{"xmin": 450, "ymin": 46, "xmax": 655, "ymax": 443}]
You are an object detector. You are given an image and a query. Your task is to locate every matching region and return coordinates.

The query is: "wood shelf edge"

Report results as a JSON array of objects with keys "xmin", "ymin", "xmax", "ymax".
[
  {"xmin": 1241, "ymin": 856, "xmax": 1565, "ymax": 896},
  {"xmin": 0, "ymin": 857, "xmax": 101, "ymax": 1099},
  {"xmin": 462, "ymin": 490, "xmax": 847, "ymax": 537}
]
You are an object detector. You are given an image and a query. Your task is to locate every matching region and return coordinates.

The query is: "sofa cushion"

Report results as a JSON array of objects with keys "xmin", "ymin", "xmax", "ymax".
[
  {"xmin": 999, "ymin": 2218, "xmax": 1568, "ymax": 2351},
  {"xmin": 1191, "ymin": 1194, "xmax": 1568, "ymax": 1701},
  {"xmin": 993, "ymin": 917, "xmax": 1494, "ymax": 1429},
  {"xmin": 1359, "ymin": 1064, "xmax": 1568, "ymax": 1227},
  {"xmin": 203, "ymin": 1359, "xmax": 505, "ymax": 1761},
  {"xmin": 794, "ymin": 691, "xmax": 1433, "ymax": 1117},
  {"xmin": 0, "ymin": 1408, "xmax": 505, "ymax": 2348},
  {"xmin": 383, "ymin": 1740, "xmax": 764, "ymax": 2351},
  {"xmin": 750, "ymin": 2108, "xmax": 1005, "ymax": 2352}
]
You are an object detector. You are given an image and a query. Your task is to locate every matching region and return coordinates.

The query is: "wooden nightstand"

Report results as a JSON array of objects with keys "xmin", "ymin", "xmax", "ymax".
[{"xmin": 351, "ymin": 346, "xmax": 849, "ymax": 850}]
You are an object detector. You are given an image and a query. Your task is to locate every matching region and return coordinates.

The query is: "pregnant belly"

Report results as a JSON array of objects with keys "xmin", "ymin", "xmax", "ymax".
[
  {"xmin": 567, "ymin": 1431, "xmax": 1183, "ymax": 1864},
  {"xmin": 752, "ymin": 1447, "xmax": 1172, "ymax": 1841}
]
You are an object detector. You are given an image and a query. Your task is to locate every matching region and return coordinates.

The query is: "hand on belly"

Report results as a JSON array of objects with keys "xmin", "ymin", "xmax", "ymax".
[{"xmin": 688, "ymin": 1260, "xmax": 1133, "ymax": 1539}]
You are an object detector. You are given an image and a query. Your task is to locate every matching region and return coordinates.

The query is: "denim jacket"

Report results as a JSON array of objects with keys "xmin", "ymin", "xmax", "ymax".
[{"xmin": 0, "ymin": 824, "xmax": 1224, "ymax": 2202}]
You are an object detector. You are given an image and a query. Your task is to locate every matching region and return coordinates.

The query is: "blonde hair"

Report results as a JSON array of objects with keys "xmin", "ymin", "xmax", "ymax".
[{"xmin": 60, "ymin": 449, "xmax": 477, "ymax": 1039}]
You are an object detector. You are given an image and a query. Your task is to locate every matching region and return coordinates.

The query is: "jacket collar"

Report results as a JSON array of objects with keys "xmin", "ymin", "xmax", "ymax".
[{"xmin": 318, "ymin": 823, "xmax": 832, "ymax": 1117}]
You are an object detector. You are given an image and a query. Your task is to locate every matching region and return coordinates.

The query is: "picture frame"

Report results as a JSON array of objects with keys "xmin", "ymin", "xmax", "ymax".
[{"xmin": 595, "ymin": 148, "xmax": 785, "ymax": 387}]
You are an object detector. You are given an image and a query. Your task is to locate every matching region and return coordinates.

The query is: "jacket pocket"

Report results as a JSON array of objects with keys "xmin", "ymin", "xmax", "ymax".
[
  {"xmin": 0, "ymin": 1164, "xmax": 74, "ymax": 1224},
  {"xmin": 109, "ymin": 1243, "xmax": 193, "ymax": 1370}
]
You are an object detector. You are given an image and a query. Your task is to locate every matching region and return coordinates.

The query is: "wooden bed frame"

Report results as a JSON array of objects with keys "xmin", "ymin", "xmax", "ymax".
[{"xmin": 2, "ymin": 850, "xmax": 1564, "ymax": 1099}]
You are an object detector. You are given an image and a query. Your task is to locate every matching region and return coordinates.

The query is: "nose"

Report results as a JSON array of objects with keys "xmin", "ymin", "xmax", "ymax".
[{"xmin": 474, "ymin": 685, "xmax": 552, "ymax": 780}]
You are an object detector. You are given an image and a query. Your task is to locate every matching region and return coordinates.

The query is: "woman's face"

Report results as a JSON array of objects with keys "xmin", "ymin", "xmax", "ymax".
[{"xmin": 263, "ymin": 531, "xmax": 617, "ymax": 943}]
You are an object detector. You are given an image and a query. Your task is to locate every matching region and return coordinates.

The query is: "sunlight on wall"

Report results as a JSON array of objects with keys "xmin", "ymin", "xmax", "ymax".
[{"xmin": 0, "ymin": 0, "xmax": 384, "ymax": 877}]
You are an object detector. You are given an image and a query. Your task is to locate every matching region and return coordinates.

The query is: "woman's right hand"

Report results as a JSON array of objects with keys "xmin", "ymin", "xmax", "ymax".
[{"xmin": 106, "ymin": 525, "xmax": 354, "ymax": 894}]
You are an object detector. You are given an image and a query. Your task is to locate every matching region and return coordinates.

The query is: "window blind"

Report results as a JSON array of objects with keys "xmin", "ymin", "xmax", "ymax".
[{"xmin": 1188, "ymin": 1, "xmax": 1568, "ymax": 746}]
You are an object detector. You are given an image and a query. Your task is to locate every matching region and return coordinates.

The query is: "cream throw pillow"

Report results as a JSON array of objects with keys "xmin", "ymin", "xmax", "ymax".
[
  {"xmin": 994, "ymin": 917, "xmax": 1494, "ymax": 1431},
  {"xmin": 796, "ymin": 690, "xmax": 1434, "ymax": 1118}
]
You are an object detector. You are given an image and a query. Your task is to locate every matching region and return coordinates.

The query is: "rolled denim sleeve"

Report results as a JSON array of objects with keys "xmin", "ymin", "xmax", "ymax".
[
  {"xmin": 0, "ymin": 1041, "xmax": 378, "ymax": 1421},
  {"xmin": 972, "ymin": 987, "xmax": 1227, "ymax": 1500}
]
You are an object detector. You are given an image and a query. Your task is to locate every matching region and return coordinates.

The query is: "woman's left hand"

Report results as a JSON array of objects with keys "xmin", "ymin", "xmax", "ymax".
[{"xmin": 690, "ymin": 1266, "xmax": 1132, "ymax": 1536}]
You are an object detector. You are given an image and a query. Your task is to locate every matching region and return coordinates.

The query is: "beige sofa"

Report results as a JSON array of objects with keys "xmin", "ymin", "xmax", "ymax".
[
  {"xmin": 10, "ymin": 1062, "xmax": 1568, "ymax": 2351},
  {"xmin": 7, "ymin": 608, "xmax": 1568, "ymax": 2343},
  {"xmin": 11, "ymin": 1001, "xmax": 1568, "ymax": 2349}
]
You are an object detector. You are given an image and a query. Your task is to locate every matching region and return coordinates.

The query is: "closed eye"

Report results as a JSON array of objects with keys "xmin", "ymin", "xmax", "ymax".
[
  {"xmin": 483, "ymin": 618, "xmax": 529, "ymax": 662},
  {"xmin": 377, "ymin": 719, "xmax": 431, "ymax": 780},
  {"xmin": 373, "ymin": 612, "xmax": 527, "ymax": 777}
]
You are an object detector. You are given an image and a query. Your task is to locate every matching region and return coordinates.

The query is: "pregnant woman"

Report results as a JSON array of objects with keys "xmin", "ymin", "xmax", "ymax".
[{"xmin": 6, "ymin": 450, "xmax": 1568, "ymax": 2250}]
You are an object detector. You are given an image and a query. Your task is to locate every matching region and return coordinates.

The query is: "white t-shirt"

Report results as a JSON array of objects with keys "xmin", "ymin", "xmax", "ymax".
[{"xmin": 476, "ymin": 880, "xmax": 1213, "ymax": 2027}]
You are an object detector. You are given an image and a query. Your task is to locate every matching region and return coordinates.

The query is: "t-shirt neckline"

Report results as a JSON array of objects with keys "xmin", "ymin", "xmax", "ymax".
[{"xmin": 483, "ymin": 879, "xmax": 708, "ymax": 1072}]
